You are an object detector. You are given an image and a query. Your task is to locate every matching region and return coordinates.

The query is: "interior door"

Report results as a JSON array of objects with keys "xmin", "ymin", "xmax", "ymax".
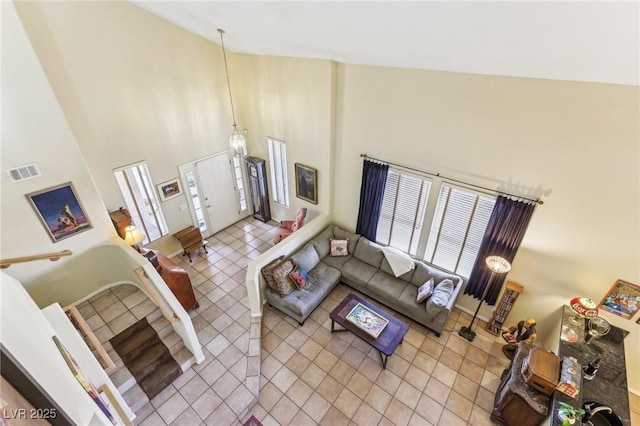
[{"xmin": 195, "ymin": 152, "xmax": 243, "ymax": 235}]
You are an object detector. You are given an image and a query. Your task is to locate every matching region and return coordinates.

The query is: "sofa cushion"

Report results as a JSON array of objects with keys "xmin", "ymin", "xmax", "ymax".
[
  {"xmin": 341, "ymin": 257, "xmax": 379, "ymax": 287},
  {"xmin": 322, "ymin": 254, "xmax": 352, "ymax": 269},
  {"xmin": 310, "ymin": 226, "xmax": 334, "ymax": 258},
  {"xmin": 416, "ymin": 278, "xmax": 435, "ymax": 303},
  {"xmin": 426, "ymin": 279, "xmax": 455, "ymax": 316},
  {"xmin": 261, "ymin": 255, "xmax": 285, "ymax": 291},
  {"xmin": 291, "ymin": 243, "xmax": 320, "ymax": 273},
  {"xmin": 267, "ymin": 258, "xmax": 296, "ymax": 297},
  {"xmin": 367, "ymin": 271, "xmax": 410, "ymax": 305},
  {"xmin": 353, "ymin": 238, "xmax": 385, "ymax": 268},
  {"xmin": 333, "ymin": 226, "xmax": 361, "ymax": 254},
  {"xmin": 380, "ymin": 258, "xmax": 415, "ymax": 282},
  {"xmin": 411, "ymin": 261, "xmax": 458, "ymax": 287},
  {"xmin": 330, "ymin": 239, "xmax": 349, "ymax": 256}
]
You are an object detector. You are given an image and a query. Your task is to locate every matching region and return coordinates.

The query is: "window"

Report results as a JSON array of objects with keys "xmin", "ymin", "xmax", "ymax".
[
  {"xmin": 267, "ymin": 137, "xmax": 289, "ymax": 207},
  {"xmin": 376, "ymin": 170, "xmax": 431, "ymax": 256},
  {"xmin": 375, "ymin": 167, "xmax": 495, "ymax": 278},
  {"xmin": 184, "ymin": 171, "xmax": 207, "ymax": 234},
  {"xmin": 232, "ymin": 156, "xmax": 247, "ymax": 212},
  {"xmin": 424, "ymin": 184, "xmax": 495, "ymax": 277},
  {"xmin": 114, "ymin": 161, "xmax": 168, "ymax": 243}
]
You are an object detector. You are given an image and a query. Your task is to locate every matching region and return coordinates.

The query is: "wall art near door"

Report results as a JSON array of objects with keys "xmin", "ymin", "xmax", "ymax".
[
  {"xmin": 26, "ymin": 182, "xmax": 92, "ymax": 243},
  {"xmin": 156, "ymin": 177, "xmax": 183, "ymax": 202},
  {"xmin": 598, "ymin": 279, "xmax": 640, "ymax": 320},
  {"xmin": 295, "ymin": 163, "xmax": 317, "ymax": 204}
]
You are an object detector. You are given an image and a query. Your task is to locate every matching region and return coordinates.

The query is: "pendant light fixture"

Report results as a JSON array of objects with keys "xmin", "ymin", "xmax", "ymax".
[{"xmin": 218, "ymin": 28, "xmax": 246, "ymax": 158}]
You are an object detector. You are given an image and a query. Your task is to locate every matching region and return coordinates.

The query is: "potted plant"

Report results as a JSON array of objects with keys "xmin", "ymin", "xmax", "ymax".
[{"xmin": 557, "ymin": 402, "xmax": 585, "ymax": 425}]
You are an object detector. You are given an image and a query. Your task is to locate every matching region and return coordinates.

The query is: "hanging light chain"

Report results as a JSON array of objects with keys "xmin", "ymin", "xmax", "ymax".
[{"xmin": 218, "ymin": 28, "xmax": 238, "ymax": 128}]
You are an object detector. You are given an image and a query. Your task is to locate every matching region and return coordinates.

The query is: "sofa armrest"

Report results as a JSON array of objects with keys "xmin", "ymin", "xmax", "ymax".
[
  {"xmin": 444, "ymin": 277, "xmax": 464, "ymax": 313},
  {"xmin": 280, "ymin": 220, "xmax": 294, "ymax": 229}
]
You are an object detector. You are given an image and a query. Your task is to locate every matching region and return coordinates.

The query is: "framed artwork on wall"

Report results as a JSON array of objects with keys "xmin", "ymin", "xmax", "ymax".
[
  {"xmin": 156, "ymin": 178, "xmax": 182, "ymax": 202},
  {"xmin": 295, "ymin": 163, "xmax": 317, "ymax": 204},
  {"xmin": 26, "ymin": 182, "xmax": 93, "ymax": 243},
  {"xmin": 598, "ymin": 279, "xmax": 640, "ymax": 320}
]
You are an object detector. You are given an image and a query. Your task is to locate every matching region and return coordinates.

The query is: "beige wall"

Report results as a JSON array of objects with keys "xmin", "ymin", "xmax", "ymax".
[
  {"xmin": 1, "ymin": 2, "xmax": 115, "ymax": 295},
  {"xmin": 14, "ymin": 0, "xmax": 237, "ymax": 255},
  {"xmin": 333, "ymin": 63, "xmax": 639, "ymax": 389},
  {"xmin": 235, "ymin": 53, "xmax": 336, "ymax": 222}
]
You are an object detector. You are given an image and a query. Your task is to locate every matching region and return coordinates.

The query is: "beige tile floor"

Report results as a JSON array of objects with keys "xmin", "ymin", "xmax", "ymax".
[{"xmin": 78, "ymin": 217, "xmax": 640, "ymax": 426}]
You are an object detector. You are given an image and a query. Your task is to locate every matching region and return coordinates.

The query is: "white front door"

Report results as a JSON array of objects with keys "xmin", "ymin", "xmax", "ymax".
[{"xmin": 195, "ymin": 152, "xmax": 243, "ymax": 235}]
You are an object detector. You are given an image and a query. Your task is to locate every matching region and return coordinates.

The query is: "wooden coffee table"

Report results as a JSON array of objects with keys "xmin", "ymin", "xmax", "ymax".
[{"xmin": 330, "ymin": 293, "xmax": 409, "ymax": 369}]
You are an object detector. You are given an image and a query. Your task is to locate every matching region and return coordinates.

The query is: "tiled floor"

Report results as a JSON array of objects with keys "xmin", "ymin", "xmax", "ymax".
[{"xmin": 77, "ymin": 217, "xmax": 640, "ymax": 426}]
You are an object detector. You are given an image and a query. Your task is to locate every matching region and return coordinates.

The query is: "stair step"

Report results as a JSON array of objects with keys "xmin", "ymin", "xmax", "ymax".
[
  {"xmin": 109, "ymin": 365, "xmax": 137, "ymax": 395},
  {"xmin": 127, "ymin": 342, "xmax": 174, "ymax": 380},
  {"xmin": 122, "ymin": 384, "xmax": 149, "ymax": 414},
  {"xmin": 138, "ymin": 358, "xmax": 183, "ymax": 400},
  {"xmin": 115, "ymin": 328, "xmax": 159, "ymax": 362}
]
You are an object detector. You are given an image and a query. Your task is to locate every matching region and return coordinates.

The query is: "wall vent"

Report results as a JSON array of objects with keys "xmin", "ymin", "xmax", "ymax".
[{"xmin": 6, "ymin": 163, "xmax": 41, "ymax": 183}]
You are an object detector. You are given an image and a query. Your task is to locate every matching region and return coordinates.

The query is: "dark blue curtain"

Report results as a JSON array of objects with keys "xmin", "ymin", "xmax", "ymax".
[
  {"xmin": 355, "ymin": 160, "xmax": 389, "ymax": 240},
  {"xmin": 464, "ymin": 195, "xmax": 536, "ymax": 305}
]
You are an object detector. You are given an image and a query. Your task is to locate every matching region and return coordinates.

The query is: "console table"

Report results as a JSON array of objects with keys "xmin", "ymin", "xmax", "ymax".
[{"xmin": 172, "ymin": 226, "xmax": 208, "ymax": 262}]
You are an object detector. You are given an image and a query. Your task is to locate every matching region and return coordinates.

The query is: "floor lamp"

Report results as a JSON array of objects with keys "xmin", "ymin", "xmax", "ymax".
[{"xmin": 459, "ymin": 255, "xmax": 511, "ymax": 342}]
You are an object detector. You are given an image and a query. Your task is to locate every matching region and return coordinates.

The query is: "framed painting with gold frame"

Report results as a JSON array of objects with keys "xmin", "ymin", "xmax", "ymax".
[{"xmin": 598, "ymin": 279, "xmax": 640, "ymax": 320}]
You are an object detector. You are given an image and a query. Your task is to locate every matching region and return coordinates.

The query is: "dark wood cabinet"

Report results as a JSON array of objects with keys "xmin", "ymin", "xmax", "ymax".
[
  {"xmin": 109, "ymin": 208, "xmax": 132, "ymax": 239},
  {"xmin": 245, "ymin": 156, "xmax": 271, "ymax": 222},
  {"xmin": 145, "ymin": 250, "xmax": 199, "ymax": 311}
]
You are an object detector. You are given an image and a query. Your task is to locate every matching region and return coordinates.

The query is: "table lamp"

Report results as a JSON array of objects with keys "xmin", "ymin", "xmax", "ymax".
[
  {"xmin": 124, "ymin": 225, "xmax": 145, "ymax": 252},
  {"xmin": 568, "ymin": 297, "xmax": 599, "ymax": 326}
]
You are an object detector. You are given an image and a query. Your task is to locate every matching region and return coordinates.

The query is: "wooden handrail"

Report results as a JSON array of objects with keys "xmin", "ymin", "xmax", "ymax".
[
  {"xmin": 0, "ymin": 249, "xmax": 72, "ymax": 269},
  {"xmin": 134, "ymin": 267, "xmax": 178, "ymax": 324},
  {"xmin": 64, "ymin": 304, "xmax": 116, "ymax": 374},
  {"xmin": 98, "ymin": 384, "xmax": 133, "ymax": 426}
]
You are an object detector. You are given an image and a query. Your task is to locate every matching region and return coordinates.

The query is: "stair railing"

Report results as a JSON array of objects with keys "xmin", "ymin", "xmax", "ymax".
[
  {"xmin": 0, "ymin": 249, "xmax": 72, "ymax": 269},
  {"xmin": 134, "ymin": 267, "xmax": 179, "ymax": 324},
  {"xmin": 64, "ymin": 304, "xmax": 116, "ymax": 374}
]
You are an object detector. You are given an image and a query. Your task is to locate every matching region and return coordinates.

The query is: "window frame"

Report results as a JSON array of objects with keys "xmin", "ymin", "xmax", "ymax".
[
  {"xmin": 267, "ymin": 137, "xmax": 289, "ymax": 207},
  {"xmin": 114, "ymin": 161, "xmax": 169, "ymax": 244}
]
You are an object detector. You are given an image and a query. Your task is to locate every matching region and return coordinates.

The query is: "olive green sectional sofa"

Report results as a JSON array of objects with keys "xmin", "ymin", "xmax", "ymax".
[{"xmin": 263, "ymin": 225, "xmax": 464, "ymax": 337}]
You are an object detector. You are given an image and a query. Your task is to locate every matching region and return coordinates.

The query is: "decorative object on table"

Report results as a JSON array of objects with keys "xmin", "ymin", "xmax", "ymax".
[
  {"xmin": 598, "ymin": 279, "xmax": 640, "ymax": 320},
  {"xmin": 521, "ymin": 346, "xmax": 561, "ymax": 395},
  {"xmin": 557, "ymin": 356, "xmax": 581, "ymax": 398},
  {"xmin": 582, "ymin": 357, "xmax": 600, "ymax": 380},
  {"xmin": 109, "ymin": 207, "xmax": 132, "ymax": 239},
  {"xmin": 486, "ymin": 280, "xmax": 524, "ymax": 335},
  {"xmin": 346, "ymin": 302, "xmax": 389, "ymax": 338},
  {"xmin": 560, "ymin": 325, "xmax": 579, "ymax": 343},
  {"xmin": 568, "ymin": 297, "xmax": 599, "ymax": 325},
  {"xmin": 459, "ymin": 255, "xmax": 511, "ymax": 342},
  {"xmin": 245, "ymin": 156, "xmax": 271, "ymax": 222},
  {"xmin": 585, "ymin": 317, "xmax": 610, "ymax": 344},
  {"xmin": 273, "ymin": 208, "xmax": 307, "ymax": 244},
  {"xmin": 556, "ymin": 402, "xmax": 585, "ymax": 426},
  {"xmin": 156, "ymin": 178, "xmax": 182, "ymax": 202},
  {"xmin": 26, "ymin": 182, "xmax": 93, "ymax": 242},
  {"xmin": 218, "ymin": 29, "xmax": 246, "ymax": 158},
  {"xmin": 501, "ymin": 318, "xmax": 537, "ymax": 360},
  {"xmin": 123, "ymin": 225, "xmax": 145, "ymax": 252},
  {"xmin": 294, "ymin": 163, "xmax": 318, "ymax": 204}
]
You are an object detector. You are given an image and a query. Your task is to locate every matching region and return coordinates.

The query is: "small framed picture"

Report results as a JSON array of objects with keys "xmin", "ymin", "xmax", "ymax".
[
  {"xmin": 26, "ymin": 182, "xmax": 93, "ymax": 243},
  {"xmin": 598, "ymin": 279, "xmax": 640, "ymax": 320},
  {"xmin": 156, "ymin": 178, "xmax": 182, "ymax": 202},
  {"xmin": 295, "ymin": 163, "xmax": 317, "ymax": 204}
]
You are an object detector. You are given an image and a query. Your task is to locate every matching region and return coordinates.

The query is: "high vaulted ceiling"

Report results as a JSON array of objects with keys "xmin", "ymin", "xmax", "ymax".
[{"xmin": 132, "ymin": 1, "xmax": 639, "ymax": 86}]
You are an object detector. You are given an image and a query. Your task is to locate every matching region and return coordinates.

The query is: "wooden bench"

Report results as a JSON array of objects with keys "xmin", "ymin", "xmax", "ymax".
[{"xmin": 172, "ymin": 226, "xmax": 207, "ymax": 262}]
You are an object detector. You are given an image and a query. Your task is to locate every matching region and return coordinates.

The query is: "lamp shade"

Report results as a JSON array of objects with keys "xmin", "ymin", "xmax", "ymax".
[
  {"xmin": 485, "ymin": 255, "xmax": 511, "ymax": 274},
  {"xmin": 229, "ymin": 128, "xmax": 247, "ymax": 158},
  {"xmin": 569, "ymin": 297, "xmax": 599, "ymax": 318},
  {"xmin": 123, "ymin": 225, "xmax": 145, "ymax": 246}
]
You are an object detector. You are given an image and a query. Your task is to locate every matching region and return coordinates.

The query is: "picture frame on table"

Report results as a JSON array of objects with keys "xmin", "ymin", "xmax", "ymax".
[
  {"xmin": 295, "ymin": 163, "xmax": 317, "ymax": 204},
  {"xmin": 598, "ymin": 279, "xmax": 640, "ymax": 320},
  {"xmin": 26, "ymin": 182, "xmax": 93, "ymax": 243},
  {"xmin": 156, "ymin": 178, "xmax": 182, "ymax": 202}
]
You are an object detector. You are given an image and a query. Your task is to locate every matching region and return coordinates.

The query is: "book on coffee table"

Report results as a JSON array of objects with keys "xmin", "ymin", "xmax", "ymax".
[{"xmin": 346, "ymin": 302, "xmax": 389, "ymax": 338}]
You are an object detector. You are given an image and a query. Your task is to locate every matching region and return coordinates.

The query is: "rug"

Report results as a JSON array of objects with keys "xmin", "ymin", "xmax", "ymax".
[
  {"xmin": 243, "ymin": 415, "xmax": 264, "ymax": 426},
  {"xmin": 109, "ymin": 317, "xmax": 182, "ymax": 399}
]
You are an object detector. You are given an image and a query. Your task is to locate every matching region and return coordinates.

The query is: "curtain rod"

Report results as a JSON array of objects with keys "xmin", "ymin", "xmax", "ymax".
[{"xmin": 361, "ymin": 154, "xmax": 543, "ymax": 205}]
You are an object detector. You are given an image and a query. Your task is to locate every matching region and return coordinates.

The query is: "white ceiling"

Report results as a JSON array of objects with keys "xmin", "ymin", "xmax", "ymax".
[{"xmin": 132, "ymin": 1, "xmax": 639, "ymax": 86}]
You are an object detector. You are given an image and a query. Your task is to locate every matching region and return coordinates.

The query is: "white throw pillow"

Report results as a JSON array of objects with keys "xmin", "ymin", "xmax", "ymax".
[
  {"xmin": 426, "ymin": 279, "xmax": 455, "ymax": 316},
  {"xmin": 416, "ymin": 278, "xmax": 435, "ymax": 304},
  {"xmin": 330, "ymin": 239, "xmax": 349, "ymax": 256}
]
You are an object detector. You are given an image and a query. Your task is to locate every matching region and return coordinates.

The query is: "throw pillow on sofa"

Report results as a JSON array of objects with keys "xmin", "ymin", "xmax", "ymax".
[
  {"xmin": 416, "ymin": 278, "xmax": 435, "ymax": 303},
  {"xmin": 330, "ymin": 239, "xmax": 349, "ymax": 256},
  {"xmin": 288, "ymin": 265, "xmax": 309, "ymax": 289},
  {"xmin": 261, "ymin": 255, "xmax": 285, "ymax": 290},
  {"xmin": 265, "ymin": 258, "xmax": 296, "ymax": 297},
  {"xmin": 426, "ymin": 279, "xmax": 455, "ymax": 316}
]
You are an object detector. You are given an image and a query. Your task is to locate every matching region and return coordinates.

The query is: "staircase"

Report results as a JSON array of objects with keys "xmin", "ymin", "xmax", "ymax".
[{"xmin": 106, "ymin": 309, "xmax": 195, "ymax": 414}]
